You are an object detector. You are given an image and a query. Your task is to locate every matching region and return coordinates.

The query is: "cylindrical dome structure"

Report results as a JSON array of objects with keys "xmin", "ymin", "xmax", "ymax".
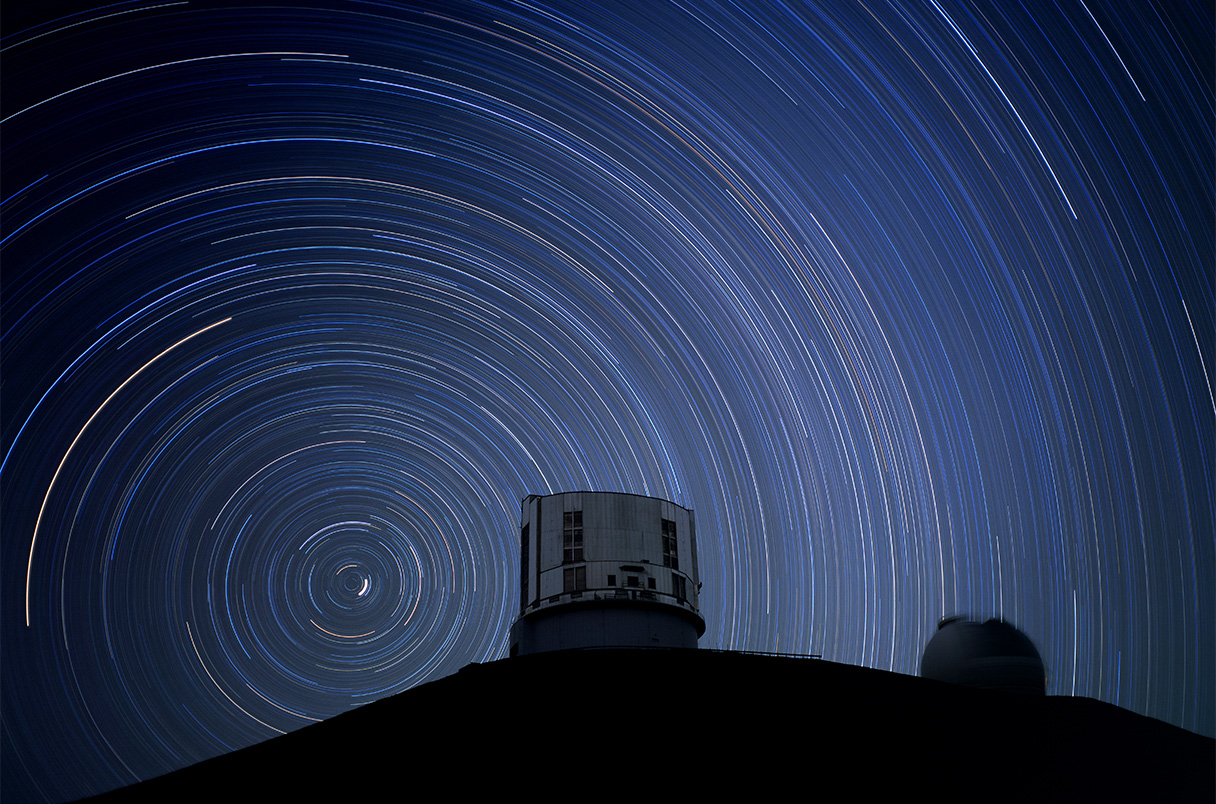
[
  {"xmin": 508, "ymin": 491, "xmax": 705, "ymax": 656},
  {"xmin": 921, "ymin": 616, "xmax": 1047, "ymax": 695}
]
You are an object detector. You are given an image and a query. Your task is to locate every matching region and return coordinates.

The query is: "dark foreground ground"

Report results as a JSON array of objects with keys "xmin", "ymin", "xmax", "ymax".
[{"xmin": 84, "ymin": 648, "xmax": 1213, "ymax": 802}]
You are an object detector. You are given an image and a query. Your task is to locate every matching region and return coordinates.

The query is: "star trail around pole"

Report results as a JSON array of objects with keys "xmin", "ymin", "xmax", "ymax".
[{"xmin": 1, "ymin": 1, "xmax": 1211, "ymax": 800}]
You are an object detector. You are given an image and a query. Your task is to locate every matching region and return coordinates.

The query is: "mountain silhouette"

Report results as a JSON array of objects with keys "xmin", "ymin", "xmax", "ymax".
[{"xmin": 83, "ymin": 648, "xmax": 1213, "ymax": 802}]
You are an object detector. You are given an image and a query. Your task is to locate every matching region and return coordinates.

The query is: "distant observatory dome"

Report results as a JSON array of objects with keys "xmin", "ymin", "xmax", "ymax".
[{"xmin": 920, "ymin": 617, "xmax": 1046, "ymax": 695}]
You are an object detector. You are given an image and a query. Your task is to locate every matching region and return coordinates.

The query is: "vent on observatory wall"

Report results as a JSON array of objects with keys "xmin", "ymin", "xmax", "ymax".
[{"xmin": 508, "ymin": 491, "xmax": 705, "ymax": 656}]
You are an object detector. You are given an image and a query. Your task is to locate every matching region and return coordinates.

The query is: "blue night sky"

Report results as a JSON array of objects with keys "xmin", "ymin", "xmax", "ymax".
[{"xmin": 2, "ymin": 1, "xmax": 1211, "ymax": 800}]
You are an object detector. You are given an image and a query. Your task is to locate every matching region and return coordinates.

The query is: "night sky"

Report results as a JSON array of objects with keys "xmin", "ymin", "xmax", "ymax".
[{"xmin": 2, "ymin": 1, "xmax": 1211, "ymax": 800}]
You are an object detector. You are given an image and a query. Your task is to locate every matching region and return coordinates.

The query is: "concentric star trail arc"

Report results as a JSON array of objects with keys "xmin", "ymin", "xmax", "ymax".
[
  {"xmin": 1, "ymin": 2, "xmax": 1210, "ymax": 802},
  {"xmin": 25, "ymin": 318, "xmax": 232, "ymax": 625}
]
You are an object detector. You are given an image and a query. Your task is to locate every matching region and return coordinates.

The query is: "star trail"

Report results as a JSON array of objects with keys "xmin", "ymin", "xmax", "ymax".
[{"xmin": 2, "ymin": 1, "xmax": 1211, "ymax": 800}]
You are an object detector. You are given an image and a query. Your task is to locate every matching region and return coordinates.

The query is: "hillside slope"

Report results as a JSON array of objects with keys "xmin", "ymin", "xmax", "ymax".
[{"xmin": 85, "ymin": 649, "xmax": 1213, "ymax": 802}]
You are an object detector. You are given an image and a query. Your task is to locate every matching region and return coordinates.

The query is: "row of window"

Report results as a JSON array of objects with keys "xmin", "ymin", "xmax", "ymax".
[
  {"xmin": 661, "ymin": 517, "xmax": 679, "ymax": 569},
  {"xmin": 606, "ymin": 574, "xmax": 654, "ymax": 589},
  {"xmin": 561, "ymin": 511, "xmax": 677, "ymax": 567},
  {"xmin": 561, "ymin": 568, "xmax": 688, "ymax": 601},
  {"xmin": 563, "ymin": 510, "xmax": 583, "ymax": 563},
  {"xmin": 526, "ymin": 511, "xmax": 686, "ymax": 602}
]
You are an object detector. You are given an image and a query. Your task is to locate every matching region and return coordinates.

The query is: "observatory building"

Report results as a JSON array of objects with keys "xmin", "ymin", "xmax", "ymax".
[
  {"xmin": 921, "ymin": 616, "xmax": 1046, "ymax": 695},
  {"xmin": 509, "ymin": 491, "xmax": 705, "ymax": 656}
]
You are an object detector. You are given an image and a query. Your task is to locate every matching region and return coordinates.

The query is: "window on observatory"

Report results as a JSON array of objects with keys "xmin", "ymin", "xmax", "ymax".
[
  {"xmin": 563, "ymin": 510, "xmax": 583, "ymax": 563},
  {"xmin": 563, "ymin": 566, "xmax": 586, "ymax": 592},
  {"xmin": 661, "ymin": 518, "xmax": 678, "ymax": 569},
  {"xmin": 672, "ymin": 574, "xmax": 686, "ymax": 601},
  {"xmin": 607, "ymin": 575, "xmax": 616, "ymax": 586}
]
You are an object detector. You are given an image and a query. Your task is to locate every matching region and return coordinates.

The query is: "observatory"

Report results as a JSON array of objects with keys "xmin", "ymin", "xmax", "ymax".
[
  {"xmin": 508, "ymin": 491, "xmax": 705, "ymax": 656},
  {"xmin": 921, "ymin": 616, "xmax": 1046, "ymax": 695}
]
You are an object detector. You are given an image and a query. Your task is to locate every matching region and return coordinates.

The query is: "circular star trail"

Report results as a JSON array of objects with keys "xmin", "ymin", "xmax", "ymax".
[{"xmin": 2, "ymin": 2, "xmax": 1211, "ymax": 800}]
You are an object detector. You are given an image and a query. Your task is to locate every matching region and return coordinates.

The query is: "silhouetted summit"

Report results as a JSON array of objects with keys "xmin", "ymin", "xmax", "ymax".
[{"xmin": 85, "ymin": 648, "xmax": 1213, "ymax": 803}]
